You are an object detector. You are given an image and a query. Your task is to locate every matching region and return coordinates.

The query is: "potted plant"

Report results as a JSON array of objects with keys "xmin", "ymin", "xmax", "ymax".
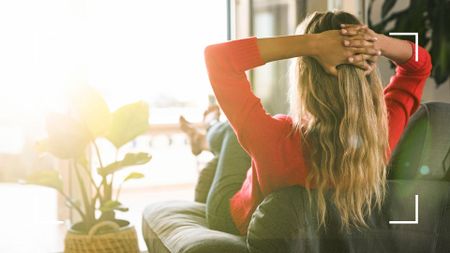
[{"xmin": 27, "ymin": 85, "xmax": 151, "ymax": 253}]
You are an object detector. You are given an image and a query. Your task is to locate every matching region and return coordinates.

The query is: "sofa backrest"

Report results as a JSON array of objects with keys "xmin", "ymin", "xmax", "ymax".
[
  {"xmin": 388, "ymin": 102, "xmax": 450, "ymax": 180},
  {"xmin": 247, "ymin": 180, "xmax": 450, "ymax": 253},
  {"xmin": 247, "ymin": 103, "xmax": 450, "ymax": 253}
]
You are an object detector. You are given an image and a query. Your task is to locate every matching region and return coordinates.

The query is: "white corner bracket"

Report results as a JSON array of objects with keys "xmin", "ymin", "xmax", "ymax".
[
  {"xmin": 389, "ymin": 194, "xmax": 419, "ymax": 224},
  {"xmin": 388, "ymin": 32, "xmax": 419, "ymax": 62}
]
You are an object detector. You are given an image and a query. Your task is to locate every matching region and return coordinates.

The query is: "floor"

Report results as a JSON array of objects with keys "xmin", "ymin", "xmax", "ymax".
[
  {"xmin": 0, "ymin": 184, "xmax": 64, "ymax": 253},
  {"xmin": 0, "ymin": 183, "xmax": 195, "ymax": 253}
]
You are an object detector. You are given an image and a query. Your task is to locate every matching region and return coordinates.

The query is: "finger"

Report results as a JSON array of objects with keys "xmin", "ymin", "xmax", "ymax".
[
  {"xmin": 364, "ymin": 62, "xmax": 376, "ymax": 75},
  {"xmin": 346, "ymin": 57, "xmax": 370, "ymax": 72},
  {"xmin": 342, "ymin": 39, "xmax": 374, "ymax": 48},
  {"xmin": 366, "ymin": 55, "xmax": 379, "ymax": 64},
  {"xmin": 327, "ymin": 66, "xmax": 338, "ymax": 76},
  {"xmin": 357, "ymin": 26, "xmax": 377, "ymax": 37},
  {"xmin": 349, "ymin": 60, "xmax": 368, "ymax": 70},
  {"xmin": 341, "ymin": 24, "xmax": 367, "ymax": 28},
  {"xmin": 340, "ymin": 28, "xmax": 358, "ymax": 36},
  {"xmin": 357, "ymin": 61, "xmax": 371, "ymax": 71},
  {"xmin": 350, "ymin": 47, "xmax": 381, "ymax": 56},
  {"xmin": 340, "ymin": 24, "xmax": 367, "ymax": 31},
  {"xmin": 341, "ymin": 26, "xmax": 377, "ymax": 40},
  {"xmin": 341, "ymin": 24, "xmax": 368, "ymax": 33},
  {"xmin": 348, "ymin": 56, "xmax": 354, "ymax": 63},
  {"xmin": 344, "ymin": 33, "xmax": 378, "ymax": 42},
  {"xmin": 351, "ymin": 54, "xmax": 366, "ymax": 63},
  {"xmin": 348, "ymin": 55, "xmax": 371, "ymax": 68},
  {"xmin": 340, "ymin": 25, "xmax": 367, "ymax": 36}
]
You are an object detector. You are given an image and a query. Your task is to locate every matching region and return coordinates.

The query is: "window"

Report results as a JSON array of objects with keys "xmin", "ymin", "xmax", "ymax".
[
  {"xmin": 234, "ymin": 0, "xmax": 306, "ymax": 115},
  {"xmin": 0, "ymin": 0, "xmax": 228, "ymax": 187},
  {"xmin": 0, "ymin": 1, "xmax": 228, "ymax": 251}
]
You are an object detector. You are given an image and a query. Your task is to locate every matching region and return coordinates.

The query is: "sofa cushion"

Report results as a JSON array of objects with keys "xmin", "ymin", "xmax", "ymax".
[
  {"xmin": 142, "ymin": 201, "xmax": 248, "ymax": 253},
  {"xmin": 247, "ymin": 180, "xmax": 450, "ymax": 253}
]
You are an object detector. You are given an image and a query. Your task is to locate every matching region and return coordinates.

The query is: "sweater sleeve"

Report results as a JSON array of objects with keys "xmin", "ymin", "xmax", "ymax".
[
  {"xmin": 204, "ymin": 37, "xmax": 289, "ymax": 154},
  {"xmin": 384, "ymin": 42, "xmax": 432, "ymax": 151}
]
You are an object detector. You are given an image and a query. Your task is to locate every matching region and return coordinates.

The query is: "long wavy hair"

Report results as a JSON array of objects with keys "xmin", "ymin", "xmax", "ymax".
[{"xmin": 290, "ymin": 11, "xmax": 389, "ymax": 231}]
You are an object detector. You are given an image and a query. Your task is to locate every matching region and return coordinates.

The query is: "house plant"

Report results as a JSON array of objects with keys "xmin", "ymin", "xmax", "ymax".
[
  {"xmin": 368, "ymin": 0, "xmax": 450, "ymax": 85},
  {"xmin": 27, "ymin": 85, "xmax": 151, "ymax": 253}
]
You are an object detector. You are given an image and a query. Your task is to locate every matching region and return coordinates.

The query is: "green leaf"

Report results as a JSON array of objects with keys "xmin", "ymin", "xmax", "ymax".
[
  {"xmin": 77, "ymin": 155, "xmax": 89, "ymax": 169},
  {"xmin": 69, "ymin": 85, "xmax": 111, "ymax": 137},
  {"xmin": 123, "ymin": 172, "xmax": 145, "ymax": 182},
  {"xmin": 106, "ymin": 101, "xmax": 149, "ymax": 148},
  {"xmin": 381, "ymin": 0, "xmax": 397, "ymax": 18},
  {"xmin": 45, "ymin": 113, "xmax": 90, "ymax": 159},
  {"xmin": 65, "ymin": 199, "xmax": 81, "ymax": 209},
  {"xmin": 97, "ymin": 152, "xmax": 152, "ymax": 176},
  {"xmin": 27, "ymin": 169, "xmax": 63, "ymax": 192},
  {"xmin": 99, "ymin": 200, "xmax": 129, "ymax": 212}
]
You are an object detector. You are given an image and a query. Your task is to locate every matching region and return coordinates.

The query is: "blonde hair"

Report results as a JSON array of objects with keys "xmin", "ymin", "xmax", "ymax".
[{"xmin": 290, "ymin": 11, "xmax": 389, "ymax": 231}]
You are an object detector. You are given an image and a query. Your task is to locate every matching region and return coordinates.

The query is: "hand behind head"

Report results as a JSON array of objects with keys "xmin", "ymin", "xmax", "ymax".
[{"xmin": 314, "ymin": 25, "xmax": 381, "ymax": 76}]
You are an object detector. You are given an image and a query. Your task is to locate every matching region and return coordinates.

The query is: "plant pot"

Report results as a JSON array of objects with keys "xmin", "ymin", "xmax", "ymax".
[{"xmin": 64, "ymin": 220, "xmax": 139, "ymax": 253}]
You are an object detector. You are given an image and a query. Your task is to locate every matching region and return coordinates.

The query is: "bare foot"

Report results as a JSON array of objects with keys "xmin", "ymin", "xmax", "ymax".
[
  {"xmin": 203, "ymin": 105, "xmax": 220, "ymax": 126},
  {"xmin": 179, "ymin": 116, "xmax": 209, "ymax": 156}
]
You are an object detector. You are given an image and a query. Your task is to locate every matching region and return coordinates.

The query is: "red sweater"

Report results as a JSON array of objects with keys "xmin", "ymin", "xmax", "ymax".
[{"xmin": 204, "ymin": 37, "xmax": 432, "ymax": 235}]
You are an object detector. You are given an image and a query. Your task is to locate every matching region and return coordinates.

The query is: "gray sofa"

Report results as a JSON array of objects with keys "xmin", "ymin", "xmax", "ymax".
[{"xmin": 142, "ymin": 102, "xmax": 450, "ymax": 253}]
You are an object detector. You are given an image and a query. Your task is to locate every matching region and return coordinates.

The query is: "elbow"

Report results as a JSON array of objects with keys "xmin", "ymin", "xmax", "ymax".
[
  {"xmin": 204, "ymin": 44, "xmax": 220, "ymax": 77},
  {"xmin": 423, "ymin": 50, "xmax": 433, "ymax": 75},
  {"xmin": 204, "ymin": 44, "xmax": 214, "ymax": 58},
  {"xmin": 204, "ymin": 45, "xmax": 219, "ymax": 85},
  {"xmin": 416, "ymin": 46, "xmax": 433, "ymax": 76},
  {"xmin": 204, "ymin": 44, "xmax": 219, "ymax": 67}
]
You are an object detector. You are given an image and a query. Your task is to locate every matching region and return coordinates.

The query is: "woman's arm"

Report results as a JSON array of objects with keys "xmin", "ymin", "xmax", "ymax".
[
  {"xmin": 257, "ymin": 31, "xmax": 379, "ymax": 75},
  {"xmin": 377, "ymin": 34, "xmax": 412, "ymax": 64},
  {"xmin": 204, "ymin": 33, "xmax": 378, "ymax": 155},
  {"xmin": 340, "ymin": 24, "xmax": 432, "ymax": 151},
  {"xmin": 256, "ymin": 34, "xmax": 317, "ymax": 62}
]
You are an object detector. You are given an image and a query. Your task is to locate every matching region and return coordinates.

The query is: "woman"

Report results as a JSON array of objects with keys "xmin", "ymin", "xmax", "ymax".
[{"xmin": 203, "ymin": 11, "xmax": 432, "ymax": 235}]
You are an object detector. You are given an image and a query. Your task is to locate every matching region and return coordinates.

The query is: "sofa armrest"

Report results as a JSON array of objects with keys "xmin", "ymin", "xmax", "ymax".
[{"xmin": 389, "ymin": 102, "xmax": 450, "ymax": 180}]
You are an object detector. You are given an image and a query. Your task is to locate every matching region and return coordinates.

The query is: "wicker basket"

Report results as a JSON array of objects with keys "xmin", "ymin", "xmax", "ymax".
[{"xmin": 64, "ymin": 221, "xmax": 140, "ymax": 253}]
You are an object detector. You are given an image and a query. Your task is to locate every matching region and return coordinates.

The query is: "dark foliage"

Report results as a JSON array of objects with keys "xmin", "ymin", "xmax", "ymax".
[{"xmin": 368, "ymin": 0, "xmax": 450, "ymax": 86}]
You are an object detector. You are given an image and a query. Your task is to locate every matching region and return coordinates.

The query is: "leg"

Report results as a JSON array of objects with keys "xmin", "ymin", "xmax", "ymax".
[
  {"xmin": 179, "ymin": 104, "xmax": 221, "ymax": 156},
  {"xmin": 206, "ymin": 122, "xmax": 251, "ymax": 235},
  {"xmin": 179, "ymin": 116, "xmax": 209, "ymax": 155},
  {"xmin": 194, "ymin": 157, "xmax": 218, "ymax": 203},
  {"xmin": 193, "ymin": 121, "xmax": 233, "ymax": 203}
]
